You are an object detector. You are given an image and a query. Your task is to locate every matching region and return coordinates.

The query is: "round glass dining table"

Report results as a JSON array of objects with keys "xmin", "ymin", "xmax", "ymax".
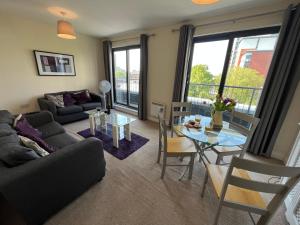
[{"xmin": 177, "ymin": 115, "xmax": 247, "ymax": 148}]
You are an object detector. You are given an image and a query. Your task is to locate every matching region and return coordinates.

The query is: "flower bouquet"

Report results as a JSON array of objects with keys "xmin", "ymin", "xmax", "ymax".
[{"xmin": 210, "ymin": 95, "xmax": 236, "ymax": 130}]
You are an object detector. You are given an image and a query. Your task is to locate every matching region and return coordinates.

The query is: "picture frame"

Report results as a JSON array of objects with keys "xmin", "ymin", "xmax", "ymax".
[{"xmin": 33, "ymin": 50, "xmax": 76, "ymax": 76}]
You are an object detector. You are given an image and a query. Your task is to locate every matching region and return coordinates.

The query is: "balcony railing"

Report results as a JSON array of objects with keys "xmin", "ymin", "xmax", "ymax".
[
  {"xmin": 115, "ymin": 78, "xmax": 139, "ymax": 108},
  {"xmin": 187, "ymin": 83, "xmax": 263, "ymax": 116}
]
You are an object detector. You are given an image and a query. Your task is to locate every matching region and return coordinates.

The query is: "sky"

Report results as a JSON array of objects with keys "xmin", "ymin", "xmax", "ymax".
[
  {"xmin": 192, "ymin": 40, "xmax": 229, "ymax": 76},
  {"xmin": 114, "ymin": 49, "xmax": 140, "ymax": 72}
]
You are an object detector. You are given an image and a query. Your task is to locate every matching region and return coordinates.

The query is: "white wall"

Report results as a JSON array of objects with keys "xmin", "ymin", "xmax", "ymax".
[
  {"xmin": 106, "ymin": 0, "xmax": 300, "ymax": 161},
  {"xmin": 0, "ymin": 12, "xmax": 103, "ymax": 114}
]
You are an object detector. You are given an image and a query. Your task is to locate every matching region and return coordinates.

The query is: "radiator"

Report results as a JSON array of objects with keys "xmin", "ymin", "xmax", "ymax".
[{"xmin": 150, "ymin": 102, "xmax": 166, "ymax": 118}]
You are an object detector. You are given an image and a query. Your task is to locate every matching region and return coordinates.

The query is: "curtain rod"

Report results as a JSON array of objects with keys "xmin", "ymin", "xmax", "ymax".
[
  {"xmin": 171, "ymin": 9, "xmax": 286, "ymax": 32},
  {"xmin": 110, "ymin": 33, "xmax": 155, "ymax": 43}
]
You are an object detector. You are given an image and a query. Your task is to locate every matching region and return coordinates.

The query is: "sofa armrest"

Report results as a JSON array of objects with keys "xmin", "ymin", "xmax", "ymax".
[
  {"xmin": 24, "ymin": 111, "xmax": 54, "ymax": 128},
  {"xmin": 90, "ymin": 92, "xmax": 106, "ymax": 109},
  {"xmin": 37, "ymin": 98, "xmax": 57, "ymax": 115},
  {"xmin": 0, "ymin": 138, "xmax": 105, "ymax": 225}
]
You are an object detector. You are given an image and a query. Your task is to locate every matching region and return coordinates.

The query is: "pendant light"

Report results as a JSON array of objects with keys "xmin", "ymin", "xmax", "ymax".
[
  {"xmin": 192, "ymin": 0, "xmax": 219, "ymax": 4},
  {"xmin": 57, "ymin": 12, "xmax": 76, "ymax": 40}
]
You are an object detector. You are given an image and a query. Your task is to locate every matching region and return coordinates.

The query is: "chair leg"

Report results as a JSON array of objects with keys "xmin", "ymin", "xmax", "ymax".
[
  {"xmin": 157, "ymin": 150, "xmax": 161, "ymax": 163},
  {"xmin": 213, "ymin": 202, "xmax": 223, "ymax": 225},
  {"xmin": 161, "ymin": 155, "xmax": 167, "ymax": 179},
  {"xmin": 201, "ymin": 170, "xmax": 208, "ymax": 198},
  {"xmin": 188, "ymin": 153, "xmax": 195, "ymax": 180},
  {"xmin": 216, "ymin": 155, "xmax": 223, "ymax": 165}
]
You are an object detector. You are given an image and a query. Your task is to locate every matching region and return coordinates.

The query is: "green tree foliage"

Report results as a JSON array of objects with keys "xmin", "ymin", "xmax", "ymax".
[
  {"xmin": 115, "ymin": 66, "xmax": 126, "ymax": 78},
  {"xmin": 188, "ymin": 65, "xmax": 265, "ymax": 105},
  {"xmin": 188, "ymin": 65, "xmax": 215, "ymax": 100},
  {"xmin": 222, "ymin": 67, "xmax": 264, "ymax": 105}
]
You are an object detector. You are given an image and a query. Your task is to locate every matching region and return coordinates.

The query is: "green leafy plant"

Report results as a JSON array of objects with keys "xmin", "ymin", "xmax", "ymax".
[{"xmin": 212, "ymin": 95, "xmax": 236, "ymax": 112}]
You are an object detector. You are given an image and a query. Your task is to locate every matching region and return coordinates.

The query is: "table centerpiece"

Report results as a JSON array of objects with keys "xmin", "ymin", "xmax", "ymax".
[{"xmin": 210, "ymin": 94, "xmax": 236, "ymax": 131}]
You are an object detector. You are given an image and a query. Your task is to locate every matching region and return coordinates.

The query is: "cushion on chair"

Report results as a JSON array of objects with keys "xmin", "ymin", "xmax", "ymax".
[
  {"xmin": 80, "ymin": 102, "xmax": 101, "ymax": 111},
  {"xmin": 57, "ymin": 105, "xmax": 83, "ymax": 115},
  {"xmin": 36, "ymin": 121, "xmax": 65, "ymax": 139}
]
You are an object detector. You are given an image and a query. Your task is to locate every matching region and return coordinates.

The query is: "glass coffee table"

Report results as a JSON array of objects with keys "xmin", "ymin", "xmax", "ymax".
[{"xmin": 86, "ymin": 109, "xmax": 136, "ymax": 148}]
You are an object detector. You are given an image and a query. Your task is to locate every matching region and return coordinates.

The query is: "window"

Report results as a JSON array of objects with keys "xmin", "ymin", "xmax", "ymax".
[
  {"xmin": 186, "ymin": 27, "xmax": 280, "ymax": 117},
  {"xmin": 112, "ymin": 46, "xmax": 140, "ymax": 109}
]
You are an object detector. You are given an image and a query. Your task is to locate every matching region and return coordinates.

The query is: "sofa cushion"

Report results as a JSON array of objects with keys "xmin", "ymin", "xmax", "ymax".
[
  {"xmin": 0, "ymin": 110, "xmax": 14, "ymax": 125},
  {"xmin": 0, "ymin": 134, "xmax": 40, "ymax": 167},
  {"xmin": 63, "ymin": 93, "xmax": 76, "ymax": 106},
  {"xmin": 71, "ymin": 90, "xmax": 92, "ymax": 104},
  {"xmin": 80, "ymin": 102, "xmax": 101, "ymax": 111},
  {"xmin": 17, "ymin": 131, "xmax": 57, "ymax": 153},
  {"xmin": 0, "ymin": 123, "xmax": 16, "ymax": 137},
  {"xmin": 0, "ymin": 133, "xmax": 20, "ymax": 145},
  {"xmin": 0, "ymin": 143, "xmax": 40, "ymax": 167},
  {"xmin": 14, "ymin": 115, "xmax": 42, "ymax": 138},
  {"xmin": 57, "ymin": 105, "xmax": 83, "ymax": 116},
  {"xmin": 36, "ymin": 121, "xmax": 65, "ymax": 139},
  {"xmin": 46, "ymin": 94, "xmax": 65, "ymax": 107},
  {"xmin": 44, "ymin": 133, "xmax": 78, "ymax": 149},
  {"xmin": 19, "ymin": 135, "xmax": 49, "ymax": 157}
]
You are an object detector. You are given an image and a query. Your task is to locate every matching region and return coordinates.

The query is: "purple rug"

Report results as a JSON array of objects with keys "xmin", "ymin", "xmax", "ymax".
[{"xmin": 77, "ymin": 125, "xmax": 149, "ymax": 160}]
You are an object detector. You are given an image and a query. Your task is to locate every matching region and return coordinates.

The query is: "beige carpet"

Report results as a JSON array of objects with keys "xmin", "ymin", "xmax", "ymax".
[{"xmin": 45, "ymin": 115, "xmax": 288, "ymax": 225}]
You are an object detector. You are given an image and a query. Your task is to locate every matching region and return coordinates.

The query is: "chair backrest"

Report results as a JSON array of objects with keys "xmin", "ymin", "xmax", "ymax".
[
  {"xmin": 221, "ymin": 157, "xmax": 300, "ymax": 225},
  {"xmin": 229, "ymin": 111, "xmax": 260, "ymax": 158},
  {"xmin": 158, "ymin": 113, "xmax": 168, "ymax": 153},
  {"xmin": 171, "ymin": 102, "xmax": 192, "ymax": 123}
]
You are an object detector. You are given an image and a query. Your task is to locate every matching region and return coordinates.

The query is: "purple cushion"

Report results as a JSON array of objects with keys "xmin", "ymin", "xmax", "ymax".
[
  {"xmin": 72, "ymin": 90, "xmax": 91, "ymax": 104},
  {"xmin": 15, "ymin": 116, "xmax": 56, "ymax": 153},
  {"xmin": 63, "ymin": 93, "xmax": 76, "ymax": 106},
  {"xmin": 15, "ymin": 116, "xmax": 42, "ymax": 138},
  {"xmin": 17, "ymin": 131, "xmax": 57, "ymax": 153}
]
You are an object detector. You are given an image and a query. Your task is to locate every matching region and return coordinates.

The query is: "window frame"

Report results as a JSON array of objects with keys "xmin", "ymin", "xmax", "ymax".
[
  {"xmin": 184, "ymin": 26, "xmax": 281, "ymax": 100},
  {"xmin": 112, "ymin": 44, "xmax": 141, "ymax": 109}
]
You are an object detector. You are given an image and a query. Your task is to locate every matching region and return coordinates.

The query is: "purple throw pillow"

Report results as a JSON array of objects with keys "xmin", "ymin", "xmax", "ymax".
[
  {"xmin": 15, "ymin": 116, "xmax": 42, "ymax": 138},
  {"xmin": 15, "ymin": 116, "xmax": 56, "ymax": 153},
  {"xmin": 17, "ymin": 131, "xmax": 57, "ymax": 153},
  {"xmin": 72, "ymin": 90, "xmax": 91, "ymax": 104},
  {"xmin": 63, "ymin": 93, "xmax": 76, "ymax": 106}
]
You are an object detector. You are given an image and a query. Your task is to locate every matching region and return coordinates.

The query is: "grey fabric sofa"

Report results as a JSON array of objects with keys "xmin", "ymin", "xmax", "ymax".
[
  {"xmin": 0, "ymin": 110, "xmax": 106, "ymax": 225},
  {"xmin": 38, "ymin": 89, "xmax": 105, "ymax": 124}
]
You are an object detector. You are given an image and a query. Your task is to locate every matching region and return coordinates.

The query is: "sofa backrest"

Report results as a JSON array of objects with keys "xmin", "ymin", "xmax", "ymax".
[
  {"xmin": 44, "ymin": 89, "xmax": 90, "ymax": 98},
  {"xmin": 0, "ymin": 110, "xmax": 40, "ymax": 168}
]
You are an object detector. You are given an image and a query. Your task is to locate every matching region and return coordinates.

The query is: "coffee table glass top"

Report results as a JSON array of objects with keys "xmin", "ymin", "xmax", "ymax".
[
  {"xmin": 86, "ymin": 109, "xmax": 136, "ymax": 127},
  {"xmin": 106, "ymin": 113, "xmax": 136, "ymax": 127},
  {"xmin": 177, "ymin": 115, "xmax": 246, "ymax": 147}
]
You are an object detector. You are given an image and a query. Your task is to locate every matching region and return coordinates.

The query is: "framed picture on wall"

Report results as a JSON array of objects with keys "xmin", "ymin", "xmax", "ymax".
[{"xmin": 33, "ymin": 50, "xmax": 76, "ymax": 76}]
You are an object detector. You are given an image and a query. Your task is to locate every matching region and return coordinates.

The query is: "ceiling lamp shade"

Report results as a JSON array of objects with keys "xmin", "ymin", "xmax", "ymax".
[
  {"xmin": 57, "ymin": 20, "xmax": 76, "ymax": 39},
  {"xmin": 192, "ymin": 0, "xmax": 219, "ymax": 4}
]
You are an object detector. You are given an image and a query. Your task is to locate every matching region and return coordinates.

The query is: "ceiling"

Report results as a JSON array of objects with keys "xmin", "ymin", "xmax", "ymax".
[{"xmin": 0, "ymin": 0, "xmax": 289, "ymax": 37}]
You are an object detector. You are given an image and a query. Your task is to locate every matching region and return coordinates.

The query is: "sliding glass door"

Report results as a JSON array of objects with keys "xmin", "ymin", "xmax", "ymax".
[
  {"xmin": 112, "ymin": 46, "xmax": 140, "ymax": 109},
  {"xmin": 186, "ymin": 27, "xmax": 280, "ymax": 116}
]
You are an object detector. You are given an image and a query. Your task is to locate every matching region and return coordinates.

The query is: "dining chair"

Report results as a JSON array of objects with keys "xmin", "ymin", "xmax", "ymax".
[
  {"xmin": 171, "ymin": 102, "xmax": 192, "ymax": 137},
  {"xmin": 157, "ymin": 113, "xmax": 197, "ymax": 179},
  {"xmin": 210, "ymin": 111, "xmax": 260, "ymax": 164},
  {"xmin": 201, "ymin": 156, "xmax": 300, "ymax": 225}
]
